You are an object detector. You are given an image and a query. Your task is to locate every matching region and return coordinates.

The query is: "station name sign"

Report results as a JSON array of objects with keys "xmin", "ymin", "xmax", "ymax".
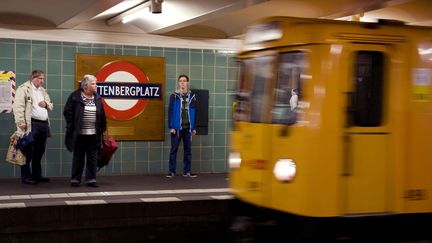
[{"xmin": 97, "ymin": 83, "xmax": 161, "ymax": 99}]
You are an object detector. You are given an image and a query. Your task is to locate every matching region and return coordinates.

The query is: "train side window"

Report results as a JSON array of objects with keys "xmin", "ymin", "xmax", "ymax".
[
  {"xmin": 352, "ymin": 51, "xmax": 384, "ymax": 127},
  {"xmin": 272, "ymin": 51, "xmax": 307, "ymax": 125}
]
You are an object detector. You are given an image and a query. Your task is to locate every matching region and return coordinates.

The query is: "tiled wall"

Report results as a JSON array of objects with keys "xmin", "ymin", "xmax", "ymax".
[{"xmin": 0, "ymin": 38, "xmax": 238, "ymax": 178}]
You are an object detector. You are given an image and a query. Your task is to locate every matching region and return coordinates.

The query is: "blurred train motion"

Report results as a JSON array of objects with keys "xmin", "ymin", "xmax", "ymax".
[{"xmin": 228, "ymin": 16, "xmax": 432, "ymax": 240}]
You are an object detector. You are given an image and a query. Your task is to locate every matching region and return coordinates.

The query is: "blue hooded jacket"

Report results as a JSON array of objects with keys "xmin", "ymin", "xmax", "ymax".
[{"xmin": 168, "ymin": 90, "xmax": 196, "ymax": 132}]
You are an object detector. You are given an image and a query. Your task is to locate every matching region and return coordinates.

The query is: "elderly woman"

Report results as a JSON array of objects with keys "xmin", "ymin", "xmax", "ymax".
[{"xmin": 63, "ymin": 74, "xmax": 106, "ymax": 187}]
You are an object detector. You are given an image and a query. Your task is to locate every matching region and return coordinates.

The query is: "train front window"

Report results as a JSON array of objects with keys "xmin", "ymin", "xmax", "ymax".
[
  {"xmin": 272, "ymin": 51, "xmax": 307, "ymax": 125},
  {"xmin": 235, "ymin": 55, "xmax": 275, "ymax": 123}
]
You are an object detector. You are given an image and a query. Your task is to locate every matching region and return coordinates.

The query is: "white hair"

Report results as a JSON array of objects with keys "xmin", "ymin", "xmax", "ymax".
[{"xmin": 80, "ymin": 74, "xmax": 97, "ymax": 90}]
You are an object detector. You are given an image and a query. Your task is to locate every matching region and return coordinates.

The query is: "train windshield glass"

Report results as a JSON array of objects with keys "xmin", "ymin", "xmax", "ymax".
[
  {"xmin": 272, "ymin": 51, "xmax": 307, "ymax": 125},
  {"xmin": 235, "ymin": 55, "xmax": 275, "ymax": 123}
]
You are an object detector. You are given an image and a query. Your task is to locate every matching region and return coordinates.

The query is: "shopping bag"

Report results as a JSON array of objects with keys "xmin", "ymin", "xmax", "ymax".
[
  {"xmin": 5, "ymin": 134, "xmax": 26, "ymax": 166},
  {"xmin": 97, "ymin": 136, "xmax": 118, "ymax": 170}
]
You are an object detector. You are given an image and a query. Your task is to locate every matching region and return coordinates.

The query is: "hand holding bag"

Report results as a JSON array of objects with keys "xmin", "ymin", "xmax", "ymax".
[
  {"xmin": 97, "ymin": 135, "xmax": 118, "ymax": 171},
  {"xmin": 16, "ymin": 131, "xmax": 34, "ymax": 153},
  {"xmin": 5, "ymin": 133, "xmax": 26, "ymax": 166}
]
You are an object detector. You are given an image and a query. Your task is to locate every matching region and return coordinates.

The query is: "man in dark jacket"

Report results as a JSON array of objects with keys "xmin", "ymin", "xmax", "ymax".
[
  {"xmin": 63, "ymin": 74, "xmax": 106, "ymax": 187},
  {"xmin": 167, "ymin": 74, "xmax": 197, "ymax": 178}
]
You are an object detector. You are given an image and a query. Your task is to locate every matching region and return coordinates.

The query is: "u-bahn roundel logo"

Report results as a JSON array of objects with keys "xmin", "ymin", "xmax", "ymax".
[{"xmin": 96, "ymin": 61, "xmax": 150, "ymax": 120}]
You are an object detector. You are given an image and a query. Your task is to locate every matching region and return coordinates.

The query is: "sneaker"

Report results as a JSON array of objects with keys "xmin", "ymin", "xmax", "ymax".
[
  {"xmin": 166, "ymin": 172, "xmax": 175, "ymax": 178},
  {"xmin": 183, "ymin": 172, "xmax": 197, "ymax": 178}
]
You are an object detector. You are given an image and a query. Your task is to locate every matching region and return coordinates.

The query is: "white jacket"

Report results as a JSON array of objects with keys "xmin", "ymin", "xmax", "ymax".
[{"xmin": 13, "ymin": 80, "xmax": 53, "ymax": 136}]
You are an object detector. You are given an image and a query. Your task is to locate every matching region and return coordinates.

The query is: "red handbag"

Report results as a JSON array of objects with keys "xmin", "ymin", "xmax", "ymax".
[{"xmin": 97, "ymin": 136, "xmax": 118, "ymax": 170}]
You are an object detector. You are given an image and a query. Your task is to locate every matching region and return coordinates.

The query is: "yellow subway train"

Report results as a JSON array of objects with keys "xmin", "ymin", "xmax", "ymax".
[{"xmin": 228, "ymin": 16, "xmax": 432, "ymax": 240}]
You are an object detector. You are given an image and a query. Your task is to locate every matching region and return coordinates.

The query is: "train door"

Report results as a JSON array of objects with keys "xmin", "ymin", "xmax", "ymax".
[{"xmin": 341, "ymin": 44, "xmax": 392, "ymax": 214}]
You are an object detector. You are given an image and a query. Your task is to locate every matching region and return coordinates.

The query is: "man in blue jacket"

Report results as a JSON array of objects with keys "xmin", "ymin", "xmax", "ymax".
[{"xmin": 167, "ymin": 74, "xmax": 197, "ymax": 178}]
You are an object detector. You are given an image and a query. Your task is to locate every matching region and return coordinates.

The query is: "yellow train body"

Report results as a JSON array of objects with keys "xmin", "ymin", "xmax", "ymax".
[{"xmin": 229, "ymin": 17, "xmax": 432, "ymax": 218}]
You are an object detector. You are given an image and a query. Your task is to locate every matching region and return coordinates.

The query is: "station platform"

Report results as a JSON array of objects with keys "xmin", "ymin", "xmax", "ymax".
[
  {"xmin": 0, "ymin": 173, "xmax": 235, "ymax": 243},
  {"xmin": 0, "ymin": 173, "xmax": 231, "ymax": 208}
]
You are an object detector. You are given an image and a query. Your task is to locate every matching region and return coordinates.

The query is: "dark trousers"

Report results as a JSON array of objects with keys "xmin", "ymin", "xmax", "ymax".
[
  {"xmin": 71, "ymin": 134, "xmax": 98, "ymax": 183},
  {"xmin": 169, "ymin": 129, "xmax": 192, "ymax": 174},
  {"xmin": 21, "ymin": 121, "xmax": 48, "ymax": 180}
]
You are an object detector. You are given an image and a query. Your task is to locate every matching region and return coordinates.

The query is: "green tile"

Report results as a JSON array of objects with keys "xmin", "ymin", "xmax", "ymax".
[
  {"xmin": 202, "ymin": 80, "xmax": 214, "ymax": 93},
  {"xmin": 92, "ymin": 43, "xmax": 105, "ymax": 48},
  {"xmin": 16, "ymin": 44, "xmax": 31, "ymax": 59},
  {"xmin": 203, "ymin": 66, "xmax": 215, "ymax": 80},
  {"xmin": 213, "ymin": 159, "xmax": 227, "ymax": 172},
  {"xmin": 0, "ymin": 163, "xmax": 15, "ymax": 177},
  {"xmin": 16, "ymin": 39, "xmax": 30, "ymax": 44},
  {"xmin": 92, "ymin": 48, "xmax": 105, "ymax": 55},
  {"xmin": 122, "ymin": 162, "xmax": 136, "ymax": 173},
  {"xmin": 62, "ymin": 76, "xmax": 75, "ymax": 90},
  {"xmin": 202, "ymin": 147, "xmax": 213, "ymax": 160},
  {"xmin": 62, "ymin": 61, "xmax": 75, "ymax": 75},
  {"xmin": 46, "ymin": 74, "xmax": 62, "ymax": 89},
  {"xmin": 16, "ymin": 74, "xmax": 28, "ymax": 85},
  {"xmin": 0, "ymin": 59, "xmax": 14, "ymax": 70},
  {"xmin": 216, "ymin": 54, "xmax": 227, "ymax": 67},
  {"xmin": 214, "ymin": 134, "xmax": 227, "ymax": 147},
  {"xmin": 16, "ymin": 59, "xmax": 31, "ymax": 74},
  {"xmin": 106, "ymin": 49, "xmax": 114, "ymax": 55},
  {"xmin": 166, "ymin": 65, "xmax": 176, "ymax": 79},
  {"xmin": 214, "ymin": 107, "xmax": 227, "ymax": 120},
  {"xmin": 203, "ymin": 53, "xmax": 215, "ymax": 66},
  {"xmin": 149, "ymin": 161, "xmax": 162, "ymax": 173},
  {"xmin": 215, "ymin": 81, "xmax": 226, "ymax": 93},
  {"xmin": 199, "ymin": 160, "xmax": 212, "ymax": 173},
  {"xmin": 137, "ymin": 47, "xmax": 150, "ymax": 56},
  {"xmin": 78, "ymin": 47, "xmax": 91, "ymax": 54},
  {"xmin": 151, "ymin": 50, "xmax": 163, "ymax": 57},
  {"xmin": 32, "ymin": 45, "xmax": 47, "ymax": 60},
  {"xmin": 0, "ymin": 38, "xmax": 14, "ymax": 44},
  {"xmin": 31, "ymin": 60, "xmax": 46, "ymax": 71},
  {"xmin": 122, "ymin": 148, "xmax": 135, "ymax": 162},
  {"xmin": 62, "ymin": 46, "xmax": 76, "ymax": 60},
  {"xmin": 46, "ymin": 149, "xmax": 61, "ymax": 163},
  {"xmin": 177, "ymin": 66, "xmax": 189, "ymax": 76},
  {"xmin": 164, "ymin": 51, "xmax": 176, "ymax": 65},
  {"xmin": 215, "ymin": 67, "xmax": 227, "ymax": 80},
  {"xmin": 0, "ymin": 43, "xmax": 15, "ymax": 58},
  {"xmin": 136, "ymin": 147, "xmax": 149, "ymax": 161},
  {"xmin": 123, "ymin": 49, "xmax": 137, "ymax": 56},
  {"xmin": 136, "ymin": 161, "xmax": 149, "ymax": 173},
  {"xmin": 177, "ymin": 51, "xmax": 189, "ymax": 65},
  {"xmin": 48, "ymin": 45, "xmax": 62, "ymax": 60},
  {"xmin": 49, "ymin": 118, "xmax": 62, "ymax": 134},
  {"xmin": 47, "ymin": 41, "xmax": 62, "ymax": 46},
  {"xmin": 214, "ymin": 94, "xmax": 227, "ymax": 106},
  {"xmin": 47, "ymin": 60, "xmax": 61, "ymax": 75},
  {"xmin": 190, "ymin": 66, "xmax": 202, "ymax": 80},
  {"xmin": 213, "ymin": 121, "xmax": 226, "ymax": 133},
  {"xmin": 149, "ymin": 147, "xmax": 162, "ymax": 161},
  {"xmin": 191, "ymin": 52, "xmax": 203, "ymax": 66}
]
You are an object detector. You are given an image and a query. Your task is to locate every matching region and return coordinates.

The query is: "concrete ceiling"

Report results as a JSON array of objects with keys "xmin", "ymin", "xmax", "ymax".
[{"xmin": 0, "ymin": 0, "xmax": 431, "ymax": 39}]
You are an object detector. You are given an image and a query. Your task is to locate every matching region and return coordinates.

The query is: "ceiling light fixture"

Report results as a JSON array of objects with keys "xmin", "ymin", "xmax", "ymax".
[{"xmin": 107, "ymin": 0, "xmax": 163, "ymax": 26}]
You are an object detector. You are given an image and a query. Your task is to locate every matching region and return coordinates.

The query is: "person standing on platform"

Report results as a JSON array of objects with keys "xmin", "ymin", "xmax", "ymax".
[
  {"xmin": 64, "ymin": 74, "xmax": 106, "ymax": 187},
  {"xmin": 13, "ymin": 70, "xmax": 53, "ymax": 185},
  {"xmin": 167, "ymin": 74, "xmax": 198, "ymax": 178}
]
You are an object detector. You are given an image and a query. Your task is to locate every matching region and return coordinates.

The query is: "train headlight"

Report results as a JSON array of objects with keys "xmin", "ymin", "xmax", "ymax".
[
  {"xmin": 229, "ymin": 151, "xmax": 242, "ymax": 169},
  {"xmin": 273, "ymin": 158, "xmax": 296, "ymax": 182}
]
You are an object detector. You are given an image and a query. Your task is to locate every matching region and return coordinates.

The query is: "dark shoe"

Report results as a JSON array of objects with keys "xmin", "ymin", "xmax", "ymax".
[
  {"xmin": 71, "ymin": 182, "xmax": 80, "ymax": 187},
  {"xmin": 86, "ymin": 182, "xmax": 99, "ymax": 188},
  {"xmin": 34, "ymin": 177, "xmax": 50, "ymax": 182},
  {"xmin": 166, "ymin": 172, "xmax": 175, "ymax": 178},
  {"xmin": 22, "ymin": 178, "xmax": 37, "ymax": 185},
  {"xmin": 183, "ymin": 172, "xmax": 197, "ymax": 178}
]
